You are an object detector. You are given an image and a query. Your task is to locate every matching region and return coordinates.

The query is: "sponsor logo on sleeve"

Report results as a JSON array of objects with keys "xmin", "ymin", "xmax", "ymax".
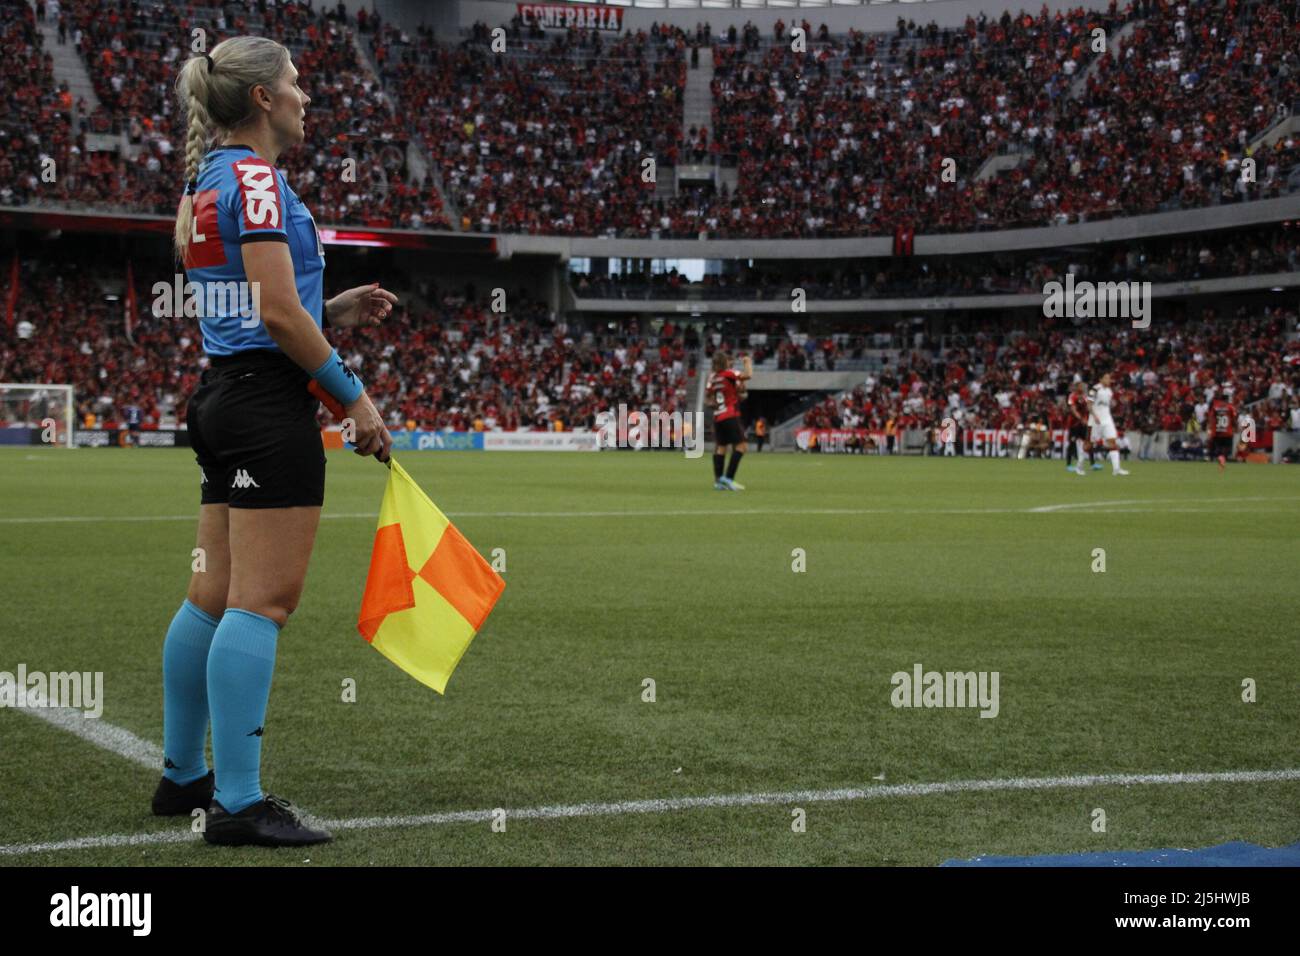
[{"xmin": 233, "ymin": 159, "xmax": 282, "ymax": 232}]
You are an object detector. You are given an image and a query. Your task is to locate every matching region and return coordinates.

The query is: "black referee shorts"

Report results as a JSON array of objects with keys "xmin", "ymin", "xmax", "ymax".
[{"xmin": 186, "ymin": 349, "xmax": 326, "ymax": 508}]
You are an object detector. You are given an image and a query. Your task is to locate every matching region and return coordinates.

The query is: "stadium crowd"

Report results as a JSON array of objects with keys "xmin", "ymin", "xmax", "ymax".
[
  {"xmin": 4, "ymin": 0, "xmax": 1294, "ymax": 239},
  {"xmin": 372, "ymin": 17, "xmax": 687, "ymax": 235},
  {"xmin": 16, "ymin": 0, "xmax": 446, "ymax": 227},
  {"xmin": 0, "ymin": 256, "xmax": 695, "ymax": 433},
  {"xmin": 691, "ymin": 0, "xmax": 1298, "ymax": 238},
  {"xmin": 3, "ymin": 245, "xmax": 1294, "ymax": 451},
  {"xmin": 789, "ymin": 308, "xmax": 1300, "ymax": 447}
]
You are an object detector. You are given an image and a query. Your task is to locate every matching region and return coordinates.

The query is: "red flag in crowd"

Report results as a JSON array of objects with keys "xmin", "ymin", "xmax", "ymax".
[{"xmin": 893, "ymin": 224, "xmax": 915, "ymax": 257}]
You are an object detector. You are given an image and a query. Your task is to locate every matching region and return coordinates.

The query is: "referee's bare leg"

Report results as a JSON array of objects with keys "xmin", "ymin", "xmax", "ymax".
[
  {"xmin": 226, "ymin": 506, "xmax": 320, "ymax": 629},
  {"xmin": 187, "ymin": 503, "xmax": 231, "ymax": 620}
]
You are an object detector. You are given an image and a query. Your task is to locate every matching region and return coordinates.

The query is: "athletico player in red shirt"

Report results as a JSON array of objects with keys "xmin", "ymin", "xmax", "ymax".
[
  {"xmin": 1065, "ymin": 380, "xmax": 1091, "ymax": 476},
  {"xmin": 707, "ymin": 350, "xmax": 752, "ymax": 490},
  {"xmin": 1206, "ymin": 389, "xmax": 1237, "ymax": 470}
]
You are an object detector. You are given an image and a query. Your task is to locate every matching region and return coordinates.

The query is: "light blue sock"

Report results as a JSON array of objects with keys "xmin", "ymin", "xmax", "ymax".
[
  {"xmin": 207, "ymin": 608, "xmax": 280, "ymax": 814},
  {"xmin": 161, "ymin": 599, "xmax": 219, "ymax": 784}
]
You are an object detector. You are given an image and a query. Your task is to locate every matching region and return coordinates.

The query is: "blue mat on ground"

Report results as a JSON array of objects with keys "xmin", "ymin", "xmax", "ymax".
[{"xmin": 942, "ymin": 840, "xmax": 1300, "ymax": 867}]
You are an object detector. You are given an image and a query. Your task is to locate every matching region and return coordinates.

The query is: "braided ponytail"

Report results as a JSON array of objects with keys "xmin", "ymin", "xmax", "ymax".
[
  {"xmin": 174, "ymin": 57, "xmax": 213, "ymax": 263},
  {"xmin": 173, "ymin": 38, "xmax": 292, "ymax": 264}
]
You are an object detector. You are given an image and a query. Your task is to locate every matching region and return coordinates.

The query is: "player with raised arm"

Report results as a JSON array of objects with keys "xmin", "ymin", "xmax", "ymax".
[
  {"xmin": 1205, "ymin": 387, "xmax": 1237, "ymax": 471},
  {"xmin": 153, "ymin": 38, "xmax": 396, "ymax": 848},
  {"xmin": 1090, "ymin": 373, "xmax": 1130, "ymax": 476},
  {"xmin": 708, "ymin": 350, "xmax": 751, "ymax": 490}
]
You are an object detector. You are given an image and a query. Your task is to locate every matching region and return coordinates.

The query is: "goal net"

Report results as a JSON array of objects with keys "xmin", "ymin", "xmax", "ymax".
[{"xmin": 0, "ymin": 383, "xmax": 75, "ymax": 448}]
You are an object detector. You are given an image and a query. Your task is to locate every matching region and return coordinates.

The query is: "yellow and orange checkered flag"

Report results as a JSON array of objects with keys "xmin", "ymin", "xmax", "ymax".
[{"xmin": 357, "ymin": 458, "xmax": 505, "ymax": 693}]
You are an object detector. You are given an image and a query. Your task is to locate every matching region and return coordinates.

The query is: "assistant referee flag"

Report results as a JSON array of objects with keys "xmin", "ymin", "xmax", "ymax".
[{"xmin": 357, "ymin": 458, "xmax": 505, "ymax": 693}]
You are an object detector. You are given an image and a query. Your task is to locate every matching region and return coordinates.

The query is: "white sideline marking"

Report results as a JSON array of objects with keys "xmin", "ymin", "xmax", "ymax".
[
  {"xmin": 3, "ymin": 768, "xmax": 1298, "ymax": 858},
  {"xmin": 1025, "ymin": 496, "xmax": 1297, "ymax": 513},
  {"xmin": 1027, "ymin": 499, "xmax": 1147, "ymax": 512},
  {"xmin": 15, "ymin": 700, "xmax": 161, "ymax": 769},
  {"xmin": 2, "ymin": 497, "xmax": 1298, "ymax": 524}
]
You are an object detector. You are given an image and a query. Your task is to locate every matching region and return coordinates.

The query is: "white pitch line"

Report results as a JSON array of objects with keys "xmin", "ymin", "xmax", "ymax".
[
  {"xmin": 1026, "ymin": 496, "xmax": 1299, "ymax": 513},
  {"xmin": 2, "ymin": 497, "xmax": 1298, "ymax": 524},
  {"xmin": 14, "ymin": 702, "xmax": 162, "ymax": 769},
  {"xmin": 1027, "ymin": 499, "xmax": 1147, "ymax": 512},
  {"xmin": 2, "ymin": 768, "xmax": 1298, "ymax": 858}
]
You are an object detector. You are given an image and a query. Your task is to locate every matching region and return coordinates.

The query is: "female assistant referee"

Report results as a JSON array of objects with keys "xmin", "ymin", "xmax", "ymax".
[{"xmin": 150, "ymin": 37, "xmax": 396, "ymax": 847}]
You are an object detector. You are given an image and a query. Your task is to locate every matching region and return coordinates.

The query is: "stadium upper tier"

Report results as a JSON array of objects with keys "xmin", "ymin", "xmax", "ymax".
[
  {"xmin": 569, "ymin": 223, "xmax": 1299, "ymax": 301},
  {"xmin": 2, "ymin": 0, "xmax": 1296, "ymax": 240}
]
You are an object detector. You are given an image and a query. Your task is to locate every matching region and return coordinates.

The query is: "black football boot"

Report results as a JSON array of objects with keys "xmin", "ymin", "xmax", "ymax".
[{"xmin": 202, "ymin": 794, "xmax": 333, "ymax": 847}]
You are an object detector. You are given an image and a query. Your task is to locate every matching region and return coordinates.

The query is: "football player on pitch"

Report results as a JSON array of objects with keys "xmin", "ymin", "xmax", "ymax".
[
  {"xmin": 1090, "ymin": 373, "xmax": 1130, "ymax": 476},
  {"xmin": 708, "ymin": 350, "xmax": 751, "ymax": 490},
  {"xmin": 1065, "ymin": 380, "xmax": 1090, "ymax": 476},
  {"xmin": 1206, "ymin": 388, "xmax": 1237, "ymax": 470}
]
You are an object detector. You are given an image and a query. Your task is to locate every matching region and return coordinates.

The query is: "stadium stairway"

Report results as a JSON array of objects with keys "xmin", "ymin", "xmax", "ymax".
[
  {"xmin": 29, "ymin": 1, "xmax": 113, "ymax": 152},
  {"xmin": 1249, "ymin": 110, "xmax": 1299, "ymax": 154},
  {"xmin": 349, "ymin": 25, "xmax": 459, "ymax": 230},
  {"xmin": 682, "ymin": 45, "xmax": 714, "ymax": 151},
  {"xmin": 681, "ymin": 44, "xmax": 733, "ymax": 199},
  {"xmin": 1069, "ymin": 18, "xmax": 1140, "ymax": 99},
  {"xmin": 975, "ymin": 144, "xmax": 1031, "ymax": 182},
  {"xmin": 694, "ymin": 343, "xmax": 710, "ymax": 442}
]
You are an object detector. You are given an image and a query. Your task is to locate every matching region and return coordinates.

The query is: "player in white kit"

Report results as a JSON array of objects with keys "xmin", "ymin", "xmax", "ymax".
[{"xmin": 1090, "ymin": 373, "xmax": 1130, "ymax": 476}]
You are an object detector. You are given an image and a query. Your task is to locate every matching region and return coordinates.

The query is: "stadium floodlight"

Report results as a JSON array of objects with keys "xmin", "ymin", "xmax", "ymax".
[{"xmin": 0, "ymin": 383, "xmax": 75, "ymax": 448}]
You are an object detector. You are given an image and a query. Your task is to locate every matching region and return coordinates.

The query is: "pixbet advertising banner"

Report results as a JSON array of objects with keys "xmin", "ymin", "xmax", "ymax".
[{"xmin": 371, "ymin": 430, "xmax": 599, "ymax": 452}]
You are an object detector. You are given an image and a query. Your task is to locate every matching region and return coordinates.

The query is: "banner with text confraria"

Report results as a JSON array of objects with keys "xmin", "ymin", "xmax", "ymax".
[{"xmin": 516, "ymin": 3, "xmax": 623, "ymax": 31}]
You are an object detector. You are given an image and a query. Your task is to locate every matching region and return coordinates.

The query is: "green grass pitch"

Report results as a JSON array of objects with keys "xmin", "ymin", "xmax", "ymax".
[{"xmin": 1, "ymin": 446, "xmax": 1297, "ymax": 866}]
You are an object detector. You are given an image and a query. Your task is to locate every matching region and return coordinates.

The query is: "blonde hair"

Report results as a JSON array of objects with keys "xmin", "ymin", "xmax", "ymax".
[{"xmin": 173, "ymin": 37, "xmax": 292, "ymax": 263}]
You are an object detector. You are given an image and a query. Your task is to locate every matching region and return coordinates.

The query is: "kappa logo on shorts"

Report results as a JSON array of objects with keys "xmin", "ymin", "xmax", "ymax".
[
  {"xmin": 199, "ymin": 468, "xmax": 207, "ymax": 484},
  {"xmin": 231, "ymin": 469, "xmax": 261, "ymax": 489}
]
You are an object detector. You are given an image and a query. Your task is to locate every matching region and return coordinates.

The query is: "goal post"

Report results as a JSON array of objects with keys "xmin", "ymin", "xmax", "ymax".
[{"xmin": 0, "ymin": 383, "xmax": 75, "ymax": 448}]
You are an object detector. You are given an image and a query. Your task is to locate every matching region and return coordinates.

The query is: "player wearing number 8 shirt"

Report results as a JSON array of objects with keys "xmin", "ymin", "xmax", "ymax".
[
  {"xmin": 707, "ymin": 350, "xmax": 752, "ymax": 490},
  {"xmin": 153, "ymin": 37, "xmax": 396, "ymax": 848}
]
